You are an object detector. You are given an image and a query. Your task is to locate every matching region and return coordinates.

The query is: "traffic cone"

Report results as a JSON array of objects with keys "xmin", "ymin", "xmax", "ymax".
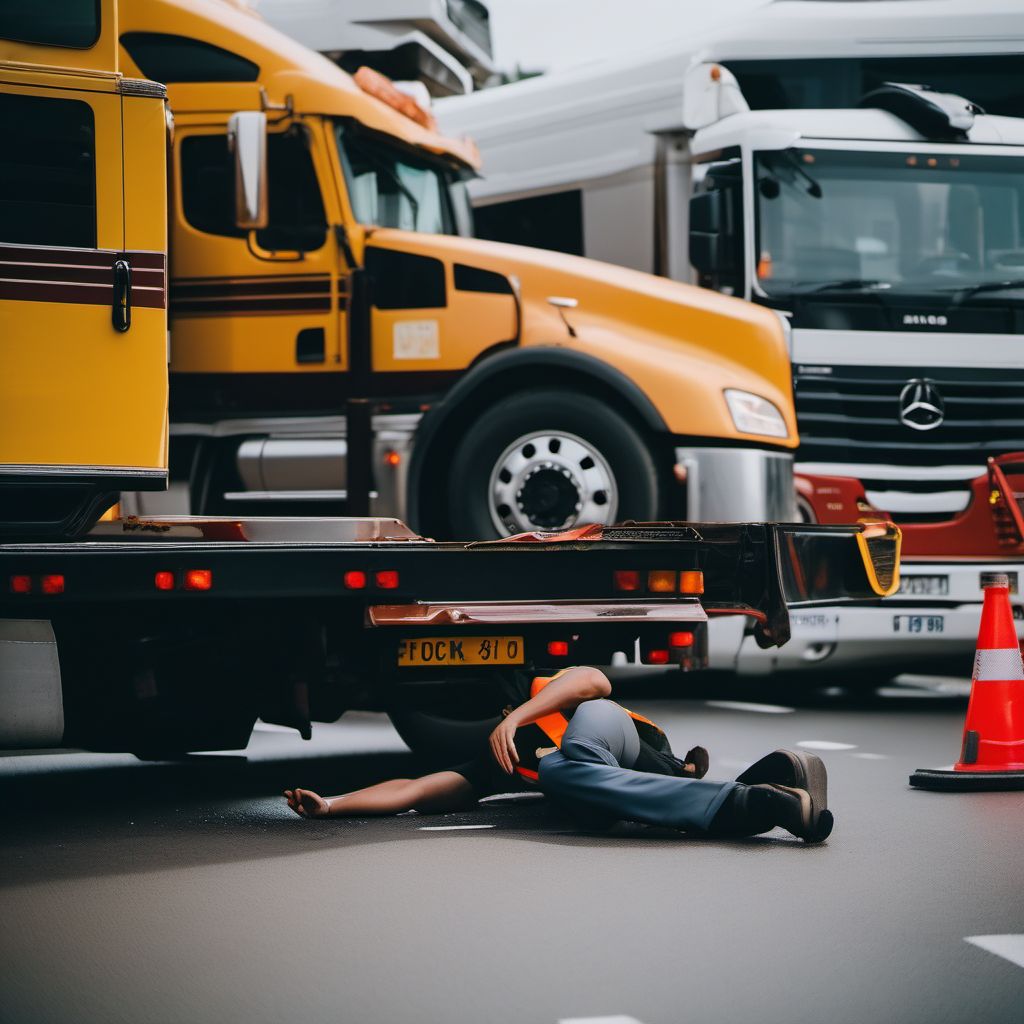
[{"xmin": 911, "ymin": 573, "xmax": 1024, "ymax": 790}]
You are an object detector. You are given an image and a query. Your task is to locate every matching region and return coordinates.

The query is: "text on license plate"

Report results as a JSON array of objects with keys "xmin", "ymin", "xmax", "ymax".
[
  {"xmin": 897, "ymin": 575, "xmax": 949, "ymax": 597},
  {"xmin": 892, "ymin": 615, "xmax": 944, "ymax": 634},
  {"xmin": 397, "ymin": 636, "xmax": 525, "ymax": 667}
]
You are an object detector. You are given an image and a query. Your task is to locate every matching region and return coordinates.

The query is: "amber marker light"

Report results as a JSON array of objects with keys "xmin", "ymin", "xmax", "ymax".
[
  {"xmin": 679, "ymin": 571, "xmax": 704, "ymax": 595},
  {"xmin": 613, "ymin": 570, "xmax": 641, "ymax": 592},
  {"xmin": 9, "ymin": 575, "xmax": 31, "ymax": 594},
  {"xmin": 343, "ymin": 570, "xmax": 367, "ymax": 590},
  {"xmin": 375, "ymin": 570, "xmax": 400, "ymax": 590},
  {"xmin": 41, "ymin": 574, "xmax": 65, "ymax": 595},
  {"xmin": 154, "ymin": 571, "xmax": 175, "ymax": 591},
  {"xmin": 384, "ymin": 450, "xmax": 401, "ymax": 467},
  {"xmin": 184, "ymin": 569, "xmax": 213, "ymax": 592},
  {"xmin": 648, "ymin": 570, "xmax": 677, "ymax": 593}
]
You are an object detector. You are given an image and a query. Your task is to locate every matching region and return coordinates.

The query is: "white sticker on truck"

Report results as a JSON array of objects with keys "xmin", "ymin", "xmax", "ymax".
[{"xmin": 393, "ymin": 319, "xmax": 440, "ymax": 360}]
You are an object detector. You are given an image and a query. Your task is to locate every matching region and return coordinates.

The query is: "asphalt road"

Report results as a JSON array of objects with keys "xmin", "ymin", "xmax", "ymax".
[{"xmin": 1, "ymin": 675, "xmax": 1022, "ymax": 1024}]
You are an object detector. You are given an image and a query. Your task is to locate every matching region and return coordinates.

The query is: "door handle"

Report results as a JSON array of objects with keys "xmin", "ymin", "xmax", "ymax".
[{"xmin": 112, "ymin": 259, "xmax": 131, "ymax": 332}]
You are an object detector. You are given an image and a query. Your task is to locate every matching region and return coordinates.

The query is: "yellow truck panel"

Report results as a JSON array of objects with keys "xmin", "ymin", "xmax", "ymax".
[{"xmin": 0, "ymin": 4, "xmax": 169, "ymax": 537}]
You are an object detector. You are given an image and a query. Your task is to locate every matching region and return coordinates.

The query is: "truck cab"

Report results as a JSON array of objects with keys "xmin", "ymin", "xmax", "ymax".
[
  {"xmin": 0, "ymin": 0, "xmax": 169, "ymax": 538},
  {"xmin": 116, "ymin": 0, "xmax": 797, "ymax": 541},
  {"xmin": 685, "ymin": 74, "xmax": 1024, "ymax": 672}
]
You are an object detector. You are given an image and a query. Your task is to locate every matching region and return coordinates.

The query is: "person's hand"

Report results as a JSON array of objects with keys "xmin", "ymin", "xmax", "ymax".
[
  {"xmin": 489, "ymin": 716, "xmax": 520, "ymax": 775},
  {"xmin": 284, "ymin": 788, "xmax": 330, "ymax": 817}
]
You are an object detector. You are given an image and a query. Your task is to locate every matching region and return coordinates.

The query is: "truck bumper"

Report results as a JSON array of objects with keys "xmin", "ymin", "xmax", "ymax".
[
  {"xmin": 674, "ymin": 446, "xmax": 796, "ymax": 522},
  {"xmin": 708, "ymin": 558, "xmax": 1024, "ymax": 677}
]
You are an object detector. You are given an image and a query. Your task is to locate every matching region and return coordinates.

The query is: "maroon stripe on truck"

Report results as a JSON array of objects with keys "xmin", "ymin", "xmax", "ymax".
[
  {"xmin": 170, "ymin": 275, "xmax": 337, "ymax": 316},
  {"xmin": 0, "ymin": 243, "xmax": 167, "ymax": 309}
]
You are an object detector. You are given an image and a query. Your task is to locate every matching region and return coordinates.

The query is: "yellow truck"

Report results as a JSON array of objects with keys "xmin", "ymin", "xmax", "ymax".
[
  {"xmin": 111, "ymin": 0, "xmax": 797, "ymax": 540},
  {"xmin": 0, "ymin": 0, "xmax": 169, "ymax": 538},
  {"xmin": 0, "ymin": 2, "xmax": 897, "ymax": 759}
]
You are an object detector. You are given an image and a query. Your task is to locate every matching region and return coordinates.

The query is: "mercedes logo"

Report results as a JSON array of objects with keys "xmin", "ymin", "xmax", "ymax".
[{"xmin": 898, "ymin": 379, "xmax": 945, "ymax": 431}]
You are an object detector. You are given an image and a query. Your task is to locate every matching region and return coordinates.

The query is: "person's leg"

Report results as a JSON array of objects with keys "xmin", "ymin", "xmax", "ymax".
[
  {"xmin": 538, "ymin": 751, "xmax": 738, "ymax": 831},
  {"xmin": 559, "ymin": 699, "xmax": 641, "ymax": 769},
  {"xmin": 285, "ymin": 771, "xmax": 477, "ymax": 819}
]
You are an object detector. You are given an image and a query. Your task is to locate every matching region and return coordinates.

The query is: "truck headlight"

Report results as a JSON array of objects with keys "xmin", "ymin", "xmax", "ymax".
[{"xmin": 724, "ymin": 389, "xmax": 789, "ymax": 438}]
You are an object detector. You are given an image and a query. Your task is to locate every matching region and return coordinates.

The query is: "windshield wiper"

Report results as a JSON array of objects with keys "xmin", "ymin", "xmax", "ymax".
[
  {"xmin": 943, "ymin": 279, "xmax": 1024, "ymax": 301},
  {"xmin": 791, "ymin": 279, "xmax": 891, "ymax": 294}
]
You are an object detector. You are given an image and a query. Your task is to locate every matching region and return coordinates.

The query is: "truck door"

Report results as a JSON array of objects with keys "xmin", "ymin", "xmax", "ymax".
[{"xmin": 0, "ymin": 3, "xmax": 169, "ymax": 536}]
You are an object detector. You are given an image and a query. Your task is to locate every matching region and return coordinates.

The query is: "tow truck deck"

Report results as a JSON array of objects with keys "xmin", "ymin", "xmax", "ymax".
[{"xmin": 0, "ymin": 517, "xmax": 898, "ymax": 756}]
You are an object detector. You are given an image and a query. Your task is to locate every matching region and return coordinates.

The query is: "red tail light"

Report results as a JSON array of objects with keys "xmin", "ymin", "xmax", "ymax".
[
  {"xmin": 547, "ymin": 640, "xmax": 570, "ymax": 657},
  {"xmin": 644, "ymin": 649, "xmax": 670, "ymax": 665},
  {"xmin": 184, "ymin": 569, "xmax": 213, "ymax": 592},
  {"xmin": 41, "ymin": 574, "xmax": 65, "ymax": 595},
  {"xmin": 613, "ymin": 570, "xmax": 641, "ymax": 592},
  {"xmin": 647, "ymin": 570, "xmax": 676, "ymax": 593},
  {"xmin": 669, "ymin": 631, "xmax": 694, "ymax": 648},
  {"xmin": 343, "ymin": 570, "xmax": 367, "ymax": 590},
  {"xmin": 154, "ymin": 571, "xmax": 175, "ymax": 591},
  {"xmin": 375, "ymin": 570, "xmax": 400, "ymax": 590},
  {"xmin": 9, "ymin": 575, "xmax": 31, "ymax": 594}
]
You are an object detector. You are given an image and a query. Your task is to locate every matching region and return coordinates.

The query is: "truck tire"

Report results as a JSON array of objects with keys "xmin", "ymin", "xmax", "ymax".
[
  {"xmin": 446, "ymin": 389, "xmax": 661, "ymax": 539},
  {"xmin": 387, "ymin": 708, "xmax": 502, "ymax": 766}
]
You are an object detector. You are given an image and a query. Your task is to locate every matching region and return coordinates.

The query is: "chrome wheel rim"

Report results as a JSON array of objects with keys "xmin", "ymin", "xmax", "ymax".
[{"xmin": 487, "ymin": 430, "xmax": 618, "ymax": 535}]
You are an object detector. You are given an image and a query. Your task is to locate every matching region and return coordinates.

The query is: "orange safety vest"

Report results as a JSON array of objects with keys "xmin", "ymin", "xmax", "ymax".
[{"xmin": 514, "ymin": 670, "xmax": 668, "ymax": 781}]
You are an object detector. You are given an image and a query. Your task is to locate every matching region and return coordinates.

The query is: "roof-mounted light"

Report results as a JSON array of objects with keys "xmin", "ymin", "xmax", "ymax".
[
  {"xmin": 859, "ymin": 82, "xmax": 982, "ymax": 142},
  {"xmin": 354, "ymin": 66, "xmax": 437, "ymax": 132}
]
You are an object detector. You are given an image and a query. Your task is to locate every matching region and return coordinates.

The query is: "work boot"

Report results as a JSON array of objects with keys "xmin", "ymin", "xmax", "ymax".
[
  {"xmin": 735, "ymin": 748, "xmax": 826, "ymax": 792},
  {"xmin": 750, "ymin": 783, "xmax": 834, "ymax": 843}
]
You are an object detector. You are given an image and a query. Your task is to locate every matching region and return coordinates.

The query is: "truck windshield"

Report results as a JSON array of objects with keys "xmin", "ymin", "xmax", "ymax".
[
  {"xmin": 336, "ymin": 124, "xmax": 458, "ymax": 235},
  {"xmin": 754, "ymin": 148, "xmax": 1024, "ymax": 297}
]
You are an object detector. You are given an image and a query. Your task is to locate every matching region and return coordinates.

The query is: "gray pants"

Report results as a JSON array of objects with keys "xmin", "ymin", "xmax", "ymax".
[{"xmin": 537, "ymin": 699, "xmax": 738, "ymax": 831}]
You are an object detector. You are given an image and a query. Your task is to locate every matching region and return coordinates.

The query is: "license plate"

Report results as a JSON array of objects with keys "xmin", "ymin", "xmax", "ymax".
[
  {"xmin": 397, "ymin": 636, "xmax": 524, "ymax": 667},
  {"xmin": 898, "ymin": 575, "xmax": 949, "ymax": 597},
  {"xmin": 893, "ymin": 615, "xmax": 944, "ymax": 634}
]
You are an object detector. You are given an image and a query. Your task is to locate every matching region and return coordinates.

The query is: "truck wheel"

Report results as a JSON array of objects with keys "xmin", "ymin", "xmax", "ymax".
[
  {"xmin": 387, "ymin": 708, "xmax": 502, "ymax": 766},
  {"xmin": 447, "ymin": 390, "xmax": 661, "ymax": 539}
]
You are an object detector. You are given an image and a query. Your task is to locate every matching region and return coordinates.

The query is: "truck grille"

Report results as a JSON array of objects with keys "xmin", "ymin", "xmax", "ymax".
[{"xmin": 795, "ymin": 368, "xmax": 1024, "ymax": 469}]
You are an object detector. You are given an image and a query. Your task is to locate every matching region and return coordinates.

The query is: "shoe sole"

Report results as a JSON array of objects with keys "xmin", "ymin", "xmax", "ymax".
[{"xmin": 771, "ymin": 783, "xmax": 833, "ymax": 843}]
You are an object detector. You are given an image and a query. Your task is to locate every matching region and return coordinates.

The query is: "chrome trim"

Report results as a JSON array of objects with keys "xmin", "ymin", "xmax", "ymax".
[
  {"xmin": 0, "ymin": 464, "xmax": 166, "ymax": 478},
  {"xmin": 673, "ymin": 447, "xmax": 796, "ymax": 521},
  {"xmin": 796, "ymin": 461, "xmax": 984, "ymax": 482},
  {"xmin": 369, "ymin": 599, "xmax": 707, "ymax": 627},
  {"xmin": 864, "ymin": 489, "xmax": 971, "ymax": 515}
]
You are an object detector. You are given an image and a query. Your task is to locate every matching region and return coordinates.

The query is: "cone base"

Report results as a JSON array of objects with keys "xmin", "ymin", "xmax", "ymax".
[{"xmin": 910, "ymin": 767, "xmax": 1024, "ymax": 791}]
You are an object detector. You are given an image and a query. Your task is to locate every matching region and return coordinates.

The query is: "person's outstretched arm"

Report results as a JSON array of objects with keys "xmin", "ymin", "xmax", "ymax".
[
  {"xmin": 284, "ymin": 771, "xmax": 475, "ymax": 819},
  {"xmin": 489, "ymin": 666, "xmax": 611, "ymax": 774}
]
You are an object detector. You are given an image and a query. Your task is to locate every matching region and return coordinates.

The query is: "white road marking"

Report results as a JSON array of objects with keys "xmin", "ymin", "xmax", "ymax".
[
  {"xmin": 851, "ymin": 753, "xmax": 889, "ymax": 760},
  {"xmin": 705, "ymin": 700, "xmax": 795, "ymax": 714},
  {"xmin": 717, "ymin": 757, "xmax": 752, "ymax": 769},
  {"xmin": 478, "ymin": 791, "xmax": 544, "ymax": 803},
  {"xmin": 797, "ymin": 740, "xmax": 858, "ymax": 751},
  {"xmin": 418, "ymin": 824, "xmax": 495, "ymax": 831},
  {"xmin": 253, "ymin": 722, "xmax": 297, "ymax": 734},
  {"xmin": 558, "ymin": 1017, "xmax": 646, "ymax": 1024},
  {"xmin": 964, "ymin": 935, "xmax": 1024, "ymax": 969}
]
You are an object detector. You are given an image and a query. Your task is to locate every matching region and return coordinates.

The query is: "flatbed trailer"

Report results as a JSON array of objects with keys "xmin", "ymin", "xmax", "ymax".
[{"xmin": 0, "ymin": 517, "xmax": 898, "ymax": 759}]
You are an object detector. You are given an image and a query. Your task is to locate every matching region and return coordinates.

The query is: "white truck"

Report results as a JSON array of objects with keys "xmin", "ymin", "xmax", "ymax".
[
  {"xmin": 258, "ymin": 0, "xmax": 495, "ymax": 96},
  {"xmin": 438, "ymin": 0, "xmax": 1024, "ymax": 679}
]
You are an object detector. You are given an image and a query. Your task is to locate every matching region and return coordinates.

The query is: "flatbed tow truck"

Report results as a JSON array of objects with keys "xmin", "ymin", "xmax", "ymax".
[{"xmin": 0, "ymin": 517, "xmax": 898, "ymax": 759}]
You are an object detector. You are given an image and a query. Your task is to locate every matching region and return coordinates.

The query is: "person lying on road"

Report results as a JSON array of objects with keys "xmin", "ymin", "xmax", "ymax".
[{"xmin": 284, "ymin": 665, "xmax": 833, "ymax": 842}]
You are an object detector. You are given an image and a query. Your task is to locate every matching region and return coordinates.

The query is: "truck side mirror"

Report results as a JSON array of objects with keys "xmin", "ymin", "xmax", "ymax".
[
  {"xmin": 689, "ymin": 190, "xmax": 724, "ymax": 277},
  {"xmin": 227, "ymin": 111, "xmax": 268, "ymax": 229}
]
